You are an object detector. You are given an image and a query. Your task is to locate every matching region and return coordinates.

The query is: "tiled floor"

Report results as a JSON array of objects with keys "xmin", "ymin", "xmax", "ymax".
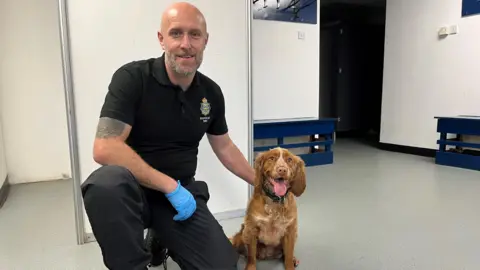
[{"xmin": 1, "ymin": 139, "xmax": 480, "ymax": 269}]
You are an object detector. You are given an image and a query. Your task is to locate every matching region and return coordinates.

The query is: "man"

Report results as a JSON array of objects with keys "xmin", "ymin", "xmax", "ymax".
[{"xmin": 81, "ymin": 2, "xmax": 255, "ymax": 270}]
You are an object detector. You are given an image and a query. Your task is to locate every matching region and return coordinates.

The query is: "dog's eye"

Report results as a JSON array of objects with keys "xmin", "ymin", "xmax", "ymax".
[
  {"xmin": 269, "ymin": 156, "xmax": 275, "ymax": 161},
  {"xmin": 287, "ymin": 157, "xmax": 293, "ymax": 163}
]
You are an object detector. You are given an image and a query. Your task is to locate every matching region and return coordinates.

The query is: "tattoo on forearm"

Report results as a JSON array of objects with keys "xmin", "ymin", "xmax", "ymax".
[{"xmin": 96, "ymin": 117, "xmax": 127, "ymax": 138}]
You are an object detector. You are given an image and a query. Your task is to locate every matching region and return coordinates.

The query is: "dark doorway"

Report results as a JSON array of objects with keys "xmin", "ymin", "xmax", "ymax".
[{"xmin": 319, "ymin": 1, "xmax": 386, "ymax": 144}]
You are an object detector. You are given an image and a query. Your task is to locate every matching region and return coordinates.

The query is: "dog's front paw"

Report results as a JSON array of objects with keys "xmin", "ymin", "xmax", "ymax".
[
  {"xmin": 293, "ymin": 256, "xmax": 299, "ymax": 267},
  {"xmin": 245, "ymin": 264, "xmax": 256, "ymax": 270},
  {"xmin": 284, "ymin": 256, "xmax": 299, "ymax": 270}
]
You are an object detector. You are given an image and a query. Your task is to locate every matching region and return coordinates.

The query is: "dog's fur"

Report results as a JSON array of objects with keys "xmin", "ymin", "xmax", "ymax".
[{"xmin": 230, "ymin": 147, "xmax": 306, "ymax": 270}]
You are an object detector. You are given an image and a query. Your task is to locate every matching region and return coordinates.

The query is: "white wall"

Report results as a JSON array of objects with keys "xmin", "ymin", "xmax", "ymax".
[
  {"xmin": 0, "ymin": 0, "xmax": 71, "ymax": 184},
  {"xmin": 252, "ymin": 1, "xmax": 320, "ymax": 121},
  {"xmin": 380, "ymin": 0, "xmax": 480, "ymax": 149},
  {"xmin": 0, "ymin": 23, "xmax": 6, "ymax": 187},
  {"xmin": 0, "ymin": 114, "xmax": 7, "ymax": 187}
]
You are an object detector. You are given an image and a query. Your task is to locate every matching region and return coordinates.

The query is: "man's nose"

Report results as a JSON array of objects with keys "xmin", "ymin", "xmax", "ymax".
[{"xmin": 180, "ymin": 35, "xmax": 192, "ymax": 48}]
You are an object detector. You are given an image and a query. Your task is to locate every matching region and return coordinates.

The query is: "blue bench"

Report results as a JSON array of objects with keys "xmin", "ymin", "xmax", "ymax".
[
  {"xmin": 435, "ymin": 115, "xmax": 480, "ymax": 171},
  {"xmin": 253, "ymin": 118, "xmax": 338, "ymax": 166}
]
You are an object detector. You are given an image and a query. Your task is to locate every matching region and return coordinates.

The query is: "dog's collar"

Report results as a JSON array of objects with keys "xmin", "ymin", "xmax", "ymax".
[{"xmin": 262, "ymin": 185, "xmax": 289, "ymax": 203}]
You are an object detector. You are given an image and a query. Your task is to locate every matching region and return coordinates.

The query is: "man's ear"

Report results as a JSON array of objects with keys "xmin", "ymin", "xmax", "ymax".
[{"xmin": 157, "ymin": 31, "xmax": 165, "ymax": 50}]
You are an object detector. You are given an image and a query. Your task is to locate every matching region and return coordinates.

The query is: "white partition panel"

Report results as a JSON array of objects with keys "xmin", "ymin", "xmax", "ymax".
[
  {"xmin": 251, "ymin": 0, "xmax": 320, "ymax": 122},
  {"xmin": 58, "ymin": 0, "xmax": 252, "ymax": 243}
]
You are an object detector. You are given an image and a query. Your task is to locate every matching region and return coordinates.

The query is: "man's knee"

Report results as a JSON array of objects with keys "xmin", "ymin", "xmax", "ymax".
[
  {"xmin": 81, "ymin": 165, "xmax": 138, "ymax": 203},
  {"xmin": 205, "ymin": 241, "xmax": 239, "ymax": 269},
  {"xmin": 187, "ymin": 180, "xmax": 210, "ymax": 204}
]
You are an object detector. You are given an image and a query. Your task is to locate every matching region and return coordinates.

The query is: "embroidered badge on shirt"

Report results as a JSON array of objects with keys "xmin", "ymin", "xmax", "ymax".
[{"xmin": 200, "ymin": 97, "xmax": 211, "ymax": 123}]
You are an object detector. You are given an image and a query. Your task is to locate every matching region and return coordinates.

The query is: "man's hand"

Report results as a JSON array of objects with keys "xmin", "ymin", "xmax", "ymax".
[
  {"xmin": 207, "ymin": 133, "xmax": 255, "ymax": 185},
  {"xmin": 165, "ymin": 180, "xmax": 197, "ymax": 221},
  {"xmin": 93, "ymin": 117, "xmax": 178, "ymax": 193}
]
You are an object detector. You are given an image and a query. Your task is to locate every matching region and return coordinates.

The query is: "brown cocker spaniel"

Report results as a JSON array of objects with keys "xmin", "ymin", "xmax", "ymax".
[{"xmin": 230, "ymin": 147, "xmax": 307, "ymax": 270}]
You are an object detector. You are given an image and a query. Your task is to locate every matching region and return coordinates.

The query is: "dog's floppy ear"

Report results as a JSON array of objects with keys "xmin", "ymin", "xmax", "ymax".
[
  {"xmin": 290, "ymin": 157, "xmax": 306, "ymax": 197},
  {"xmin": 254, "ymin": 151, "xmax": 266, "ymax": 171},
  {"xmin": 253, "ymin": 151, "xmax": 267, "ymax": 189}
]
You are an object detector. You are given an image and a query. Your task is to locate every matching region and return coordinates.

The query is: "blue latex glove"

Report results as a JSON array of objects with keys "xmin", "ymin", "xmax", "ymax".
[{"xmin": 165, "ymin": 180, "xmax": 197, "ymax": 221}]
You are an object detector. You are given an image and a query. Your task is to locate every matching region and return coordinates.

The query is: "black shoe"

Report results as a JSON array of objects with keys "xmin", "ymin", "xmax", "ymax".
[{"xmin": 145, "ymin": 229, "xmax": 169, "ymax": 268}]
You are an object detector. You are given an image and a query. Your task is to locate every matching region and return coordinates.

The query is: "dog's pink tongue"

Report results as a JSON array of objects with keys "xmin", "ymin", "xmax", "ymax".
[{"xmin": 273, "ymin": 182, "xmax": 288, "ymax": 196}]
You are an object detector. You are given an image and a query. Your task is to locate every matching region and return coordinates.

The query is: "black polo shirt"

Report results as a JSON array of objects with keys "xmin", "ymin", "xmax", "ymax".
[{"xmin": 99, "ymin": 53, "xmax": 228, "ymax": 181}]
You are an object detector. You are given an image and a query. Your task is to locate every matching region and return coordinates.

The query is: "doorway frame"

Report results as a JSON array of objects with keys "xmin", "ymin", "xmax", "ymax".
[{"xmin": 57, "ymin": 0, "xmax": 85, "ymax": 245}]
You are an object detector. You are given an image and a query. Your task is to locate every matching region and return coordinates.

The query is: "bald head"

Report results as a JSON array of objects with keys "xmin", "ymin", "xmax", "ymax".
[
  {"xmin": 160, "ymin": 2, "xmax": 207, "ymax": 35},
  {"xmin": 157, "ymin": 2, "xmax": 209, "ymax": 81}
]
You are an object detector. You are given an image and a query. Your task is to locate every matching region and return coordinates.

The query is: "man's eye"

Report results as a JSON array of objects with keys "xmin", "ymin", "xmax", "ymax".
[{"xmin": 190, "ymin": 32, "xmax": 201, "ymax": 38}]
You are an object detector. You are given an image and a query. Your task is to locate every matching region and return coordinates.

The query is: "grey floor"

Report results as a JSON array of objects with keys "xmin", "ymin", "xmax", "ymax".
[{"xmin": 1, "ymin": 139, "xmax": 480, "ymax": 270}]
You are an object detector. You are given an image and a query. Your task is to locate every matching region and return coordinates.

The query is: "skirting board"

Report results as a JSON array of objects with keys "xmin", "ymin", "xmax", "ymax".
[
  {"xmin": 84, "ymin": 208, "xmax": 246, "ymax": 243},
  {"xmin": 0, "ymin": 175, "xmax": 10, "ymax": 209},
  {"xmin": 213, "ymin": 208, "xmax": 246, "ymax": 221},
  {"xmin": 254, "ymin": 117, "xmax": 319, "ymax": 124},
  {"xmin": 378, "ymin": 142, "xmax": 436, "ymax": 158}
]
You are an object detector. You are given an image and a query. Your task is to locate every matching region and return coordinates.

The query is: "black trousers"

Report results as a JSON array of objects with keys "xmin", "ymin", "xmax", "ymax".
[{"xmin": 81, "ymin": 165, "xmax": 239, "ymax": 270}]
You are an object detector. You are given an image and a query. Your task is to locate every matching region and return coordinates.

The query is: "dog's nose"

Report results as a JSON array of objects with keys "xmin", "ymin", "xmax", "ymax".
[{"xmin": 276, "ymin": 166, "xmax": 287, "ymax": 175}]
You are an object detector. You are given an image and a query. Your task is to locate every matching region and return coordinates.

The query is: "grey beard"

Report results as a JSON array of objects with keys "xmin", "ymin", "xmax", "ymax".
[
  {"xmin": 166, "ymin": 52, "xmax": 199, "ymax": 77},
  {"xmin": 173, "ymin": 65, "xmax": 195, "ymax": 77}
]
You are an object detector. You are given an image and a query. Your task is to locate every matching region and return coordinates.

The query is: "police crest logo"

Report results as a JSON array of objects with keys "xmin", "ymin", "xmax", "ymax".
[
  {"xmin": 200, "ymin": 97, "xmax": 211, "ymax": 123},
  {"xmin": 200, "ymin": 97, "xmax": 210, "ymax": 116}
]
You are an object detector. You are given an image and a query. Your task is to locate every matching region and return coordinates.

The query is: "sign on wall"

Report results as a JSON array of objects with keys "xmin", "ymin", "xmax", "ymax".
[
  {"xmin": 252, "ymin": 0, "xmax": 317, "ymax": 24},
  {"xmin": 462, "ymin": 0, "xmax": 480, "ymax": 17}
]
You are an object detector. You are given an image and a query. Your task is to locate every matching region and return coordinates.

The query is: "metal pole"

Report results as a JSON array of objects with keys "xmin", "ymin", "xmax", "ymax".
[
  {"xmin": 57, "ymin": 0, "xmax": 85, "ymax": 245},
  {"xmin": 247, "ymin": 0, "xmax": 254, "ymax": 199}
]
